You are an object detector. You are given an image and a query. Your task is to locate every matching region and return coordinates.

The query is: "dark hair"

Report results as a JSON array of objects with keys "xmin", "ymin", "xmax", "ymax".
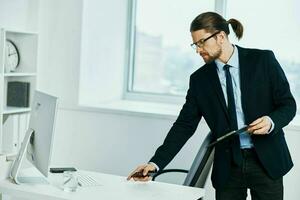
[{"xmin": 190, "ymin": 12, "xmax": 243, "ymax": 40}]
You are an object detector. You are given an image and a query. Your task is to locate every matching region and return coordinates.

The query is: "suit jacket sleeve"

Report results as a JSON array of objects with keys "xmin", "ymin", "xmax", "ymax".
[
  {"xmin": 267, "ymin": 51, "xmax": 297, "ymax": 134},
  {"xmin": 149, "ymin": 75, "xmax": 202, "ymax": 170}
]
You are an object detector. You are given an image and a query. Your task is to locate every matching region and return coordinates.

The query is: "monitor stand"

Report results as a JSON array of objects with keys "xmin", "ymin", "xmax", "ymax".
[
  {"xmin": 10, "ymin": 128, "xmax": 35, "ymax": 184},
  {"xmin": 16, "ymin": 177, "xmax": 48, "ymax": 185}
]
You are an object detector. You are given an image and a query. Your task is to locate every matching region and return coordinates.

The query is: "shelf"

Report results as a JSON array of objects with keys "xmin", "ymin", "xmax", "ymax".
[
  {"xmin": 3, "ymin": 106, "xmax": 31, "ymax": 114},
  {"xmin": 4, "ymin": 73, "xmax": 37, "ymax": 77},
  {"xmin": 3, "ymin": 29, "xmax": 38, "ymax": 35},
  {"xmin": 0, "ymin": 28, "xmax": 38, "ymax": 155}
]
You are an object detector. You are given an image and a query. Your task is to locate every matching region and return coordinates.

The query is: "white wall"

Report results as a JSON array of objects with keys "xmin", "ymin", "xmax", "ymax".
[
  {"xmin": 0, "ymin": 0, "xmax": 39, "ymax": 31},
  {"xmin": 79, "ymin": 0, "xmax": 127, "ymax": 105},
  {"xmin": 37, "ymin": 0, "xmax": 82, "ymax": 108},
  {"xmin": 51, "ymin": 108, "xmax": 209, "ymax": 175},
  {"xmin": 283, "ymin": 127, "xmax": 300, "ymax": 200}
]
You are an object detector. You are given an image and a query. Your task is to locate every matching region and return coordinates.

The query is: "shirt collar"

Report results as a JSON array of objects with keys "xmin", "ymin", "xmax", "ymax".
[{"xmin": 215, "ymin": 45, "xmax": 239, "ymax": 71}]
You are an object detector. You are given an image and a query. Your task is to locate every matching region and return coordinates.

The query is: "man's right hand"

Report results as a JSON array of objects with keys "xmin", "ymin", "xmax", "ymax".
[{"xmin": 127, "ymin": 163, "xmax": 157, "ymax": 182}]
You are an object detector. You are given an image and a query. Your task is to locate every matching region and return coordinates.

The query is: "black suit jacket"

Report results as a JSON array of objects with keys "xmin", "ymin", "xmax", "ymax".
[{"xmin": 149, "ymin": 46, "xmax": 297, "ymax": 189}]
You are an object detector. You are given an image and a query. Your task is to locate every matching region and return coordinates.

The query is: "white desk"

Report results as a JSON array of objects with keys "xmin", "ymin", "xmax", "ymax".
[{"xmin": 0, "ymin": 168, "xmax": 204, "ymax": 200}]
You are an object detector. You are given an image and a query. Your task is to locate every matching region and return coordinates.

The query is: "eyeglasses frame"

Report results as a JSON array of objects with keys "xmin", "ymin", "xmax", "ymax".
[{"xmin": 190, "ymin": 31, "xmax": 221, "ymax": 49}]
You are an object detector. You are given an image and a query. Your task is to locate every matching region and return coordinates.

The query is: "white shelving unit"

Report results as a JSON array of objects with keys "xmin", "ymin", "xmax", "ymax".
[
  {"xmin": 0, "ymin": 28, "xmax": 38, "ymax": 155},
  {"xmin": 4, "ymin": 73, "xmax": 37, "ymax": 77}
]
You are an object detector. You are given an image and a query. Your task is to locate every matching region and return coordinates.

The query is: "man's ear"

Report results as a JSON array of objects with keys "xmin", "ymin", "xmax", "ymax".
[{"xmin": 218, "ymin": 31, "xmax": 227, "ymax": 44}]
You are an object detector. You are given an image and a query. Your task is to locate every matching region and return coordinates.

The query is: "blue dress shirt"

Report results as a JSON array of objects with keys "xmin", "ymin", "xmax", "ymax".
[{"xmin": 215, "ymin": 45, "xmax": 254, "ymax": 149}]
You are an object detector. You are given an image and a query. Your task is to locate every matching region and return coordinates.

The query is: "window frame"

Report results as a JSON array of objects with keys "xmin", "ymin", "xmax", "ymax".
[{"xmin": 124, "ymin": 0, "xmax": 227, "ymax": 104}]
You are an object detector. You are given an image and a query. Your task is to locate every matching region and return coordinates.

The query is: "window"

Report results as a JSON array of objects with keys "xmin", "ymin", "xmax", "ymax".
[
  {"xmin": 127, "ymin": 0, "xmax": 299, "ymax": 112},
  {"xmin": 226, "ymin": 0, "xmax": 300, "ymax": 111},
  {"xmin": 127, "ymin": 0, "xmax": 215, "ymax": 100}
]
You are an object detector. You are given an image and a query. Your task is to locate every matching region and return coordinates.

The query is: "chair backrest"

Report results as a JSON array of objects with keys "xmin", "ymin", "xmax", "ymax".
[{"xmin": 183, "ymin": 132, "xmax": 214, "ymax": 188}]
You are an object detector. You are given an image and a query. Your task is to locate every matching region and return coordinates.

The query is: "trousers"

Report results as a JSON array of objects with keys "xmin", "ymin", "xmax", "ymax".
[{"xmin": 216, "ymin": 148, "xmax": 283, "ymax": 200}]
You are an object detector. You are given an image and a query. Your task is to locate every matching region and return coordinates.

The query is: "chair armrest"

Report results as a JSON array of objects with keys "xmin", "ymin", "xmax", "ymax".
[{"xmin": 152, "ymin": 169, "xmax": 188, "ymax": 181}]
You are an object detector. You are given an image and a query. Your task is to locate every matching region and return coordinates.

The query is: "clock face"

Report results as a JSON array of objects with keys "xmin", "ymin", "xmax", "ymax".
[{"xmin": 5, "ymin": 40, "xmax": 20, "ymax": 72}]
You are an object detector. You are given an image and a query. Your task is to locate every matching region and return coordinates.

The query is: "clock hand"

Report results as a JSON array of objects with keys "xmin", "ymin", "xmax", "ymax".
[{"xmin": 8, "ymin": 52, "xmax": 17, "ymax": 56}]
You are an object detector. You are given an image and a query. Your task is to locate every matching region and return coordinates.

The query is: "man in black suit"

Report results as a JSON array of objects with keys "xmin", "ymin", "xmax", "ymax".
[{"xmin": 127, "ymin": 12, "xmax": 296, "ymax": 200}]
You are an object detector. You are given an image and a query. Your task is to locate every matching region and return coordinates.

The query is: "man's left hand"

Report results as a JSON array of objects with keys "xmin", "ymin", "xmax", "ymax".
[{"xmin": 248, "ymin": 116, "xmax": 272, "ymax": 135}]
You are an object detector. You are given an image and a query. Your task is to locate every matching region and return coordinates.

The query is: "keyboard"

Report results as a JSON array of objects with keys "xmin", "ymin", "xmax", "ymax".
[{"xmin": 77, "ymin": 173, "xmax": 102, "ymax": 187}]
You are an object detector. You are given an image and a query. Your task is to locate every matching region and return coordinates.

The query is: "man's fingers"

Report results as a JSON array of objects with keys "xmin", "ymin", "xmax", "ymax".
[
  {"xmin": 127, "ymin": 164, "xmax": 156, "ymax": 181},
  {"xmin": 251, "ymin": 122, "xmax": 265, "ymax": 131},
  {"xmin": 253, "ymin": 126, "xmax": 269, "ymax": 135},
  {"xmin": 248, "ymin": 123, "xmax": 262, "ymax": 133},
  {"xmin": 133, "ymin": 176, "xmax": 152, "ymax": 182},
  {"xmin": 249, "ymin": 117, "xmax": 263, "ymax": 126},
  {"xmin": 254, "ymin": 122, "xmax": 270, "ymax": 134},
  {"xmin": 143, "ymin": 165, "xmax": 155, "ymax": 175},
  {"xmin": 249, "ymin": 117, "xmax": 271, "ymax": 135},
  {"xmin": 127, "ymin": 165, "xmax": 146, "ymax": 180}
]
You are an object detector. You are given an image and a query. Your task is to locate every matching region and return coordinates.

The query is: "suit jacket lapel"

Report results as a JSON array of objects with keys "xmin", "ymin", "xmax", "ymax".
[
  {"xmin": 236, "ymin": 45, "xmax": 251, "ymax": 123},
  {"xmin": 207, "ymin": 61, "xmax": 230, "ymax": 122}
]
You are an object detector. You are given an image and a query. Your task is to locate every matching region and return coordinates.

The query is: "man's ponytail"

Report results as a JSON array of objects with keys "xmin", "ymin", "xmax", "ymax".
[{"xmin": 227, "ymin": 18, "xmax": 243, "ymax": 40}]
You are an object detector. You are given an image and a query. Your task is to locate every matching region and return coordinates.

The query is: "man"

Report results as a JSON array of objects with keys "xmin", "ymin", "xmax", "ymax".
[{"xmin": 127, "ymin": 12, "xmax": 296, "ymax": 200}]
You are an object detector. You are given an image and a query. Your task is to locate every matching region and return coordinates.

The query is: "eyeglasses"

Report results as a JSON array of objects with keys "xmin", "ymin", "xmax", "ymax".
[{"xmin": 190, "ymin": 31, "xmax": 221, "ymax": 49}]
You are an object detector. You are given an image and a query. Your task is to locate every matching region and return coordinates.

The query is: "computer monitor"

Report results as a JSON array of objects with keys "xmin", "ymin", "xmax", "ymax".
[{"xmin": 10, "ymin": 91, "xmax": 58, "ymax": 184}]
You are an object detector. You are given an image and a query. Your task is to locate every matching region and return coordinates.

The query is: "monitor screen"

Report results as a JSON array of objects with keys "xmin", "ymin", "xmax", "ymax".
[{"xmin": 10, "ymin": 91, "xmax": 58, "ymax": 184}]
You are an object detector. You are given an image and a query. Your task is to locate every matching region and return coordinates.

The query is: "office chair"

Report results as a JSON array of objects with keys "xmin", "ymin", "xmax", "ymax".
[{"xmin": 152, "ymin": 132, "xmax": 214, "ymax": 199}]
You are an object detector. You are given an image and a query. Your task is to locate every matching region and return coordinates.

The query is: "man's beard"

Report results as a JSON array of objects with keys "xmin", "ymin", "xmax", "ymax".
[{"xmin": 202, "ymin": 47, "xmax": 222, "ymax": 63}]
